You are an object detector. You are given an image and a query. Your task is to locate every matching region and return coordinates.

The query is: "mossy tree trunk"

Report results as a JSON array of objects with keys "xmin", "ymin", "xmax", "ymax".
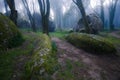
[
  {"xmin": 73, "ymin": 0, "xmax": 91, "ymax": 33},
  {"xmin": 6, "ymin": 0, "xmax": 17, "ymax": 25},
  {"xmin": 38, "ymin": 0, "xmax": 50, "ymax": 35}
]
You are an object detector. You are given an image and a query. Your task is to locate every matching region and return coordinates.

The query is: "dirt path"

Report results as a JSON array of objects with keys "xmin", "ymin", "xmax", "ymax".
[
  {"xmin": 52, "ymin": 37, "xmax": 120, "ymax": 80},
  {"xmin": 110, "ymin": 31, "xmax": 120, "ymax": 39}
]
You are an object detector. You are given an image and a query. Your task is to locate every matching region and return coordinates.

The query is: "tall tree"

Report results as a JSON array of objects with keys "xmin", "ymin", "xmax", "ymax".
[
  {"xmin": 100, "ymin": 0, "xmax": 105, "ymax": 28},
  {"xmin": 22, "ymin": 0, "xmax": 36, "ymax": 32},
  {"xmin": 73, "ymin": 0, "xmax": 91, "ymax": 33},
  {"xmin": 5, "ymin": 0, "xmax": 17, "ymax": 25},
  {"xmin": 109, "ymin": 0, "xmax": 118, "ymax": 30},
  {"xmin": 4, "ymin": 0, "xmax": 8, "ymax": 13},
  {"xmin": 38, "ymin": 0, "xmax": 50, "ymax": 35}
]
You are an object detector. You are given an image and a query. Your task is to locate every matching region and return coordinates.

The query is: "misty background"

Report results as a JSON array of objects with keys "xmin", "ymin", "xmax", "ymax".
[{"xmin": 0, "ymin": 0, "xmax": 120, "ymax": 30}]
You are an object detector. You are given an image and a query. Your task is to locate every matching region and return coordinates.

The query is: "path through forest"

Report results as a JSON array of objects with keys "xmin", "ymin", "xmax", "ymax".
[
  {"xmin": 52, "ymin": 37, "xmax": 120, "ymax": 80},
  {"xmin": 110, "ymin": 31, "xmax": 120, "ymax": 39}
]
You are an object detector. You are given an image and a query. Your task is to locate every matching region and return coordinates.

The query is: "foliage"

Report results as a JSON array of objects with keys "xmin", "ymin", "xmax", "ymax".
[
  {"xmin": 25, "ymin": 34, "xmax": 59, "ymax": 80},
  {"xmin": 66, "ymin": 33, "xmax": 117, "ymax": 54},
  {"xmin": 0, "ymin": 13, "xmax": 24, "ymax": 52}
]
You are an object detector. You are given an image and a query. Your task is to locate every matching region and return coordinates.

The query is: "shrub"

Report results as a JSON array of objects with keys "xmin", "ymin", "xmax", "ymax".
[
  {"xmin": 66, "ymin": 33, "xmax": 117, "ymax": 54},
  {"xmin": 0, "ymin": 13, "xmax": 24, "ymax": 52}
]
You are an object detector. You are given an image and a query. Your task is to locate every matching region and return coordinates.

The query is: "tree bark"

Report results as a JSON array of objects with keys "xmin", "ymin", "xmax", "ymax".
[
  {"xmin": 22, "ymin": 0, "xmax": 36, "ymax": 32},
  {"xmin": 73, "ymin": 0, "xmax": 91, "ymax": 33},
  {"xmin": 109, "ymin": 0, "xmax": 118, "ymax": 30},
  {"xmin": 6, "ymin": 0, "xmax": 17, "ymax": 25},
  {"xmin": 38, "ymin": 0, "xmax": 50, "ymax": 35},
  {"xmin": 100, "ymin": 0, "xmax": 105, "ymax": 29}
]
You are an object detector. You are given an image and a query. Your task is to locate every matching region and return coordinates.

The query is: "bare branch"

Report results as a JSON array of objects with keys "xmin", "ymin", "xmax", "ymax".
[{"xmin": 72, "ymin": 0, "xmax": 77, "ymax": 5}]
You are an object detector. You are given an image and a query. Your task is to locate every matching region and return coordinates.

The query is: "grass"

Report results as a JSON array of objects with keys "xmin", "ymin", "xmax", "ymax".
[
  {"xmin": 50, "ymin": 31, "xmax": 68, "ymax": 38},
  {"xmin": 57, "ymin": 59, "xmax": 75, "ymax": 80},
  {"xmin": 99, "ymin": 31, "xmax": 120, "ymax": 55},
  {"xmin": 99, "ymin": 31, "xmax": 120, "ymax": 45},
  {"xmin": 0, "ymin": 33, "xmax": 35, "ymax": 80},
  {"xmin": 104, "ymin": 36, "xmax": 120, "ymax": 55},
  {"xmin": 57, "ymin": 59, "xmax": 86, "ymax": 80},
  {"xmin": 35, "ymin": 31, "xmax": 68, "ymax": 38}
]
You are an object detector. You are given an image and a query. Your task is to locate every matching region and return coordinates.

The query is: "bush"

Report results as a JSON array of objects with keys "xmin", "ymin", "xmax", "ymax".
[
  {"xmin": 25, "ymin": 34, "xmax": 59, "ymax": 80},
  {"xmin": 0, "ymin": 13, "xmax": 24, "ymax": 52},
  {"xmin": 66, "ymin": 33, "xmax": 117, "ymax": 54}
]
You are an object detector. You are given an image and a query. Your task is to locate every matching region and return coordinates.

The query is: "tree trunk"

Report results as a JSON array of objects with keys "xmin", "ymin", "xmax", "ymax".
[
  {"xmin": 38, "ymin": 0, "xmax": 50, "ymax": 35},
  {"xmin": 109, "ymin": 0, "xmax": 118, "ymax": 31},
  {"xmin": 22, "ymin": 0, "xmax": 36, "ymax": 32},
  {"xmin": 73, "ymin": 0, "xmax": 91, "ymax": 33},
  {"xmin": 100, "ymin": 0, "xmax": 105, "ymax": 29},
  {"xmin": 6, "ymin": 0, "xmax": 17, "ymax": 25}
]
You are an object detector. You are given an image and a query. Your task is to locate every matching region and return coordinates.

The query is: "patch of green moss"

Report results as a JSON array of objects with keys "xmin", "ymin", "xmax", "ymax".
[
  {"xmin": 25, "ymin": 34, "xmax": 59, "ymax": 80},
  {"xmin": 0, "ymin": 13, "xmax": 24, "ymax": 52},
  {"xmin": 66, "ymin": 33, "xmax": 117, "ymax": 54}
]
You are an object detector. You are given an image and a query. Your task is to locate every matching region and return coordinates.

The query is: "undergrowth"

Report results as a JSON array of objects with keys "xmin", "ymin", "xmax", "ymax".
[{"xmin": 0, "ymin": 33, "xmax": 35, "ymax": 80}]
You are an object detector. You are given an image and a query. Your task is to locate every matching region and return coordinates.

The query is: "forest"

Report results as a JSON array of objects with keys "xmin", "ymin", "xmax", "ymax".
[{"xmin": 0, "ymin": 0, "xmax": 120, "ymax": 80}]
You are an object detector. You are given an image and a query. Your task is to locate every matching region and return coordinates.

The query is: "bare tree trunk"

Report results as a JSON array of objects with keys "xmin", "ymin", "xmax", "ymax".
[
  {"xmin": 22, "ymin": 0, "xmax": 36, "ymax": 32},
  {"xmin": 4, "ymin": 0, "xmax": 8, "ymax": 13},
  {"xmin": 6, "ymin": 0, "xmax": 18, "ymax": 25},
  {"xmin": 38, "ymin": 0, "xmax": 50, "ymax": 35},
  {"xmin": 109, "ymin": 0, "xmax": 118, "ymax": 30},
  {"xmin": 100, "ymin": 0, "xmax": 105, "ymax": 28},
  {"xmin": 73, "ymin": 0, "xmax": 91, "ymax": 33}
]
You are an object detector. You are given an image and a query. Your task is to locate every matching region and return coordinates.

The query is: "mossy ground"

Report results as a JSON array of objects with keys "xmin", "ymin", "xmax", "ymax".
[
  {"xmin": 0, "ymin": 31, "xmax": 58, "ymax": 80},
  {"xmin": 52, "ymin": 33, "xmax": 120, "ymax": 80},
  {"xmin": 0, "ymin": 27, "xmax": 120, "ymax": 80},
  {"xmin": 66, "ymin": 33, "xmax": 117, "ymax": 54},
  {"xmin": 99, "ymin": 31, "xmax": 120, "ymax": 55},
  {"xmin": 0, "ymin": 13, "xmax": 24, "ymax": 52},
  {"xmin": 0, "ymin": 32, "xmax": 35, "ymax": 80},
  {"xmin": 24, "ymin": 33, "xmax": 59, "ymax": 80}
]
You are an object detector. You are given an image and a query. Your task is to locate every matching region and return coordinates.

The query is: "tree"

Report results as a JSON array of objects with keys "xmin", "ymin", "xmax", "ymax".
[
  {"xmin": 4, "ymin": 0, "xmax": 8, "ymax": 13},
  {"xmin": 38, "ymin": 0, "xmax": 50, "ymax": 35},
  {"xmin": 109, "ymin": 0, "xmax": 118, "ymax": 30},
  {"xmin": 22, "ymin": 0, "xmax": 36, "ymax": 32},
  {"xmin": 5, "ymin": 0, "xmax": 17, "ymax": 25},
  {"xmin": 100, "ymin": 0, "xmax": 105, "ymax": 28},
  {"xmin": 73, "ymin": 0, "xmax": 91, "ymax": 33}
]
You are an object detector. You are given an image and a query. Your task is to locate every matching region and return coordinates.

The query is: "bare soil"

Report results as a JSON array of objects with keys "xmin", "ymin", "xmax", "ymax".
[
  {"xmin": 52, "ymin": 37, "xmax": 120, "ymax": 80},
  {"xmin": 110, "ymin": 31, "xmax": 120, "ymax": 39}
]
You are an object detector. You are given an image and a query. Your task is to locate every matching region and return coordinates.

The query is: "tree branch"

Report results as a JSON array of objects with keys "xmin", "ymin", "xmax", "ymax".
[{"xmin": 72, "ymin": 0, "xmax": 77, "ymax": 5}]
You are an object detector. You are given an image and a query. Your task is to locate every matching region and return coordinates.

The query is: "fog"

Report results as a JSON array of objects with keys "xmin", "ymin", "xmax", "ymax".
[{"xmin": 0, "ymin": 0, "xmax": 120, "ymax": 30}]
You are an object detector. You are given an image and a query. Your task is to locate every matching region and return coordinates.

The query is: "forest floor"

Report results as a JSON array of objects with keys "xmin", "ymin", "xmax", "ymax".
[
  {"xmin": 1, "ymin": 31, "xmax": 120, "ymax": 80},
  {"xmin": 51, "ymin": 31, "xmax": 120, "ymax": 80},
  {"xmin": 110, "ymin": 31, "xmax": 120, "ymax": 39}
]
